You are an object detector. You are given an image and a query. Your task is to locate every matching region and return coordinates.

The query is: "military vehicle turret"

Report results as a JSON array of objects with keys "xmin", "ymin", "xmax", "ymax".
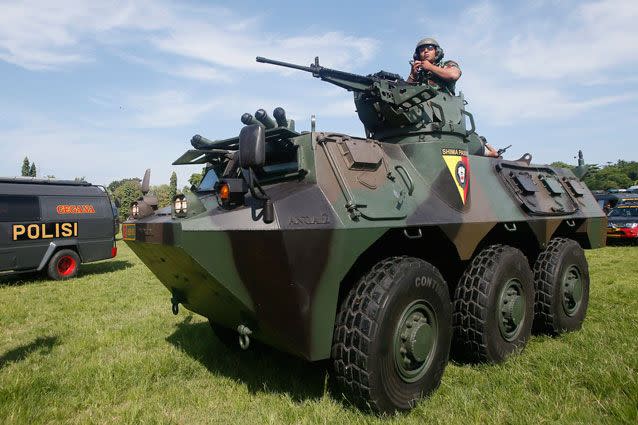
[{"xmin": 123, "ymin": 56, "xmax": 606, "ymax": 414}]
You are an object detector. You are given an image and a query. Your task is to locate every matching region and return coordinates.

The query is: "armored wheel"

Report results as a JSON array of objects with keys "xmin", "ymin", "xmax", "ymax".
[
  {"xmin": 47, "ymin": 249, "xmax": 80, "ymax": 280},
  {"xmin": 452, "ymin": 245, "xmax": 534, "ymax": 364},
  {"xmin": 332, "ymin": 256, "xmax": 452, "ymax": 414},
  {"xmin": 533, "ymin": 238, "xmax": 589, "ymax": 335}
]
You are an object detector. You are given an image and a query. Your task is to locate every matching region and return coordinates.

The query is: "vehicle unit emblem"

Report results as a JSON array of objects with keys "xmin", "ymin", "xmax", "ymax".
[
  {"xmin": 122, "ymin": 224, "xmax": 136, "ymax": 241},
  {"xmin": 441, "ymin": 148, "xmax": 470, "ymax": 205}
]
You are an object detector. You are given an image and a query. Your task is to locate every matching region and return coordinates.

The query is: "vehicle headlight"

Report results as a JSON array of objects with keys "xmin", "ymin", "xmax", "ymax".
[
  {"xmin": 131, "ymin": 202, "xmax": 139, "ymax": 218},
  {"xmin": 173, "ymin": 195, "xmax": 188, "ymax": 216}
]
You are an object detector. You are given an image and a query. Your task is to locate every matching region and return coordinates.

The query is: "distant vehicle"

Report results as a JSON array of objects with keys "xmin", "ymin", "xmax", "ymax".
[
  {"xmin": 593, "ymin": 192, "xmax": 638, "ymax": 212},
  {"xmin": 0, "ymin": 177, "xmax": 117, "ymax": 280},
  {"xmin": 607, "ymin": 204, "xmax": 638, "ymax": 242}
]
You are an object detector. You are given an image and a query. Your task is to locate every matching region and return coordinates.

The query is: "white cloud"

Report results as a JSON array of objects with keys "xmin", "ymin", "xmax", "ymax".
[
  {"xmin": 171, "ymin": 64, "xmax": 233, "ymax": 82},
  {"xmin": 89, "ymin": 90, "xmax": 221, "ymax": 128},
  {"xmin": 0, "ymin": 110, "xmax": 189, "ymax": 185},
  {"xmin": 0, "ymin": 1, "xmax": 145, "ymax": 70},
  {"xmin": 433, "ymin": 0, "xmax": 638, "ymax": 125},
  {"xmin": 504, "ymin": 0, "xmax": 638, "ymax": 80},
  {"xmin": 0, "ymin": 0, "xmax": 378, "ymax": 74},
  {"xmin": 462, "ymin": 73, "xmax": 637, "ymax": 125}
]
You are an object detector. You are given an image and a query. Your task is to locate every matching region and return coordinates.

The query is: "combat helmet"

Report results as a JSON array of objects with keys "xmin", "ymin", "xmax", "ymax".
[{"xmin": 415, "ymin": 37, "xmax": 444, "ymax": 62}]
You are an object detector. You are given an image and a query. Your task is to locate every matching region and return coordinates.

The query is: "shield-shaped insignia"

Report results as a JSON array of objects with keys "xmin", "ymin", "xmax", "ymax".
[{"xmin": 441, "ymin": 148, "xmax": 470, "ymax": 205}]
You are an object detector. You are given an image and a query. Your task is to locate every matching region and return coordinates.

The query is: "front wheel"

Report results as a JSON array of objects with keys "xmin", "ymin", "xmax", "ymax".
[
  {"xmin": 47, "ymin": 249, "xmax": 80, "ymax": 280},
  {"xmin": 332, "ymin": 256, "xmax": 452, "ymax": 414}
]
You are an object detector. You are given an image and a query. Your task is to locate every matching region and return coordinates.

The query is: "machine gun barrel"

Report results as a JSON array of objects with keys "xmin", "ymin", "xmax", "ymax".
[
  {"xmin": 256, "ymin": 56, "xmax": 374, "ymax": 91},
  {"xmin": 256, "ymin": 56, "xmax": 315, "ymax": 73}
]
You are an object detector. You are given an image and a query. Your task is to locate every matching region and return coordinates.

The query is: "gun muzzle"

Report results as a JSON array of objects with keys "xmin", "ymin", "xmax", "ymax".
[
  {"xmin": 273, "ymin": 107, "xmax": 288, "ymax": 128},
  {"xmin": 191, "ymin": 134, "xmax": 215, "ymax": 149},
  {"xmin": 255, "ymin": 109, "xmax": 276, "ymax": 129},
  {"xmin": 241, "ymin": 113, "xmax": 262, "ymax": 127}
]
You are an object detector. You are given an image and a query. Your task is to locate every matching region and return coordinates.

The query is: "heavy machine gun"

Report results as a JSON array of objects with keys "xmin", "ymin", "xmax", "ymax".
[{"xmin": 257, "ymin": 56, "xmax": 473, "ymax": 142}]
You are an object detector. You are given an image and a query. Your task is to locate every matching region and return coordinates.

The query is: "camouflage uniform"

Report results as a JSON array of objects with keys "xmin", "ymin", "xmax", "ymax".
[{"xmin": 414, "ymin": 59, "xmax": 461, "ymax": 95}]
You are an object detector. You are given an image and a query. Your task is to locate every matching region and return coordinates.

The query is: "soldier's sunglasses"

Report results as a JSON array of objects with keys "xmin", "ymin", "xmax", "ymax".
[{"xmin": 419, "ymin": 45, "xmax": 436, "ymax": 52}]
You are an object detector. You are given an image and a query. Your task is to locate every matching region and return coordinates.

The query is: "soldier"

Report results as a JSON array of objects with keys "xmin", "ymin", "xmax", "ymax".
[
  {"xmin": 407, "ymin": 37, "xmax": 461, "ymax": 94},
  {"xmin": 478, "ymin": 136, "xmax": 500, "ymax": 158}
]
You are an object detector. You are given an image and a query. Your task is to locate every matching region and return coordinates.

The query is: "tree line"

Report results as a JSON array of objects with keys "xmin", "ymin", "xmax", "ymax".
[
  {"xmin": 109, "ymin": 172, "xmax": 176, "ymax": 221},
  {"xmin": 550, "ymin": 160, "xmax": 638, "ymax": 191},
  {"xmin": 22, "ymin": 155, "xmax": 635, "ymax": 219},
  {"xmin": 17, "ymin": 157, "xmax": 205, "ymax": 221}
]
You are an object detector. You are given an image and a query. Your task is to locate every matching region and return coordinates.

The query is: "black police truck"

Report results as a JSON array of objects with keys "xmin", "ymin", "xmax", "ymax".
[{"xmin": 0, "ymin": 177, "xmax": 117, "ymax": 280}]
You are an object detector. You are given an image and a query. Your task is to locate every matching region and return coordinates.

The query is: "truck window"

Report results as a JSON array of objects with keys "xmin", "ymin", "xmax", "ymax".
[
  {"xmin": 608, "ymin": 207, "xmax": 638, "ymax": 218},
  {"xmin": 0, "ymin": 195, "xmax": 40, "ymax": 221}
]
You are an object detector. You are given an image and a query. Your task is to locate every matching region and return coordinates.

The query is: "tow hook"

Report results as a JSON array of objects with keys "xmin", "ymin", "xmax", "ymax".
[{"xmin": 237, "ymin": 325, "xmax": 252, "ymax": 350}]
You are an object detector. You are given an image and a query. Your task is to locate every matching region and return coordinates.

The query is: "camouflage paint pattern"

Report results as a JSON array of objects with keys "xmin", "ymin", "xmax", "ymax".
[{"xmin": 124, "ymin": 59, "xmax": 606, "ymax": 361}]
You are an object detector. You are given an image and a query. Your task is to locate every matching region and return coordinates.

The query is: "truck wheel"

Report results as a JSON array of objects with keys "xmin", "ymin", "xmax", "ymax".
[
  {"xmin": 533, "ymin": 238, "xmax": 589, "ymax": 335},
  {"xmin": 452, "ymin": 245, "xmax": 534, "ymax": 364},
  {"xmin": 47, "ymin": 249, "xmax": 80, "ymax": 280},
  {"xmin": 332, "ymin": 256, "xmax": 452, "ymax": 414}
]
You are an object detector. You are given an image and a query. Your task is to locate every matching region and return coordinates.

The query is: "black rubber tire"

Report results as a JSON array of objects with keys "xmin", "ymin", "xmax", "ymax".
[
  {"xmin": 47, "ymin": 249, "xmax": 80, "ymax": 280},
  {"xmin": 533, "ymin": 238, "xmax": 589, "ymax": 335},
  {"xmin": 332, "ymin": 256, "xmax": 452, "ymax": 414},
  {"xmin": 452, "ymin": 244, "xmax": 534, "ymax": 364}
]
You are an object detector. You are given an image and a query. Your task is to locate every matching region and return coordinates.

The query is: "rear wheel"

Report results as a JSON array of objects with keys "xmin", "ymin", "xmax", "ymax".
[
  {"xmin": 332, "ymin": 256, "xmax": 452, "ymax": 414},
  {"xmin": 452, "ymin": 245, "xmax": 534, "ymax": 363},
  {"xmin": 533, "ymin": 238, "xmax": 589, "ymax": 335},
  {"xmin": 47, "ymin": 249, "xmax": 80, "ymax": 280}
]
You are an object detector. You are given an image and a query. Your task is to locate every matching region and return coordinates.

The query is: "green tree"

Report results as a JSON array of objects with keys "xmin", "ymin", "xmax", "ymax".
[
  {"xmin": 549, "ymin": 161, "xmax": 573, "ymax": 169},
  {"xmin": 151, "ymin": 184, "xmax": 172, "ymax": 208},
  {"xmin": 188, "ymin": 170, "xmax": 205, "ymax": 187},
  {"xmin": 572, "ymin": 160, "xmax": 638, "ymax": 190},
  {"xmin": 169, "ymin": 171, "xmax": 178, "ymax": 200},
  {"xmin": 21, "ymin": 157, "xmax": 30, "ymax": 176},
  {"xmin": 108, "ymin": 178, "xmax": 141, "ymax": 194},
  {"xmin": 74, "ymin": 176, "xmax": 87, "ymax": 182},
  {"xmin": 29, "ymin": 162, "xmax": 37, "ymax": 177},
  {"xmin": 113, "ymin": 180, "xmax": 143, "ymax": 221}
]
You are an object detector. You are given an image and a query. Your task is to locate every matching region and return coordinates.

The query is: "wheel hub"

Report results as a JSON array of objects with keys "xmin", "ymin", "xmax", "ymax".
[
  {"xmin": 562, "ymin": 265, "xmax": 583, "ymax": 316},
  {"xmin": 498, "ymin": 279, "xmax": 525, "ymax": 341},
  {"xmin": 57, "ymin": 256, "xmax": 76, "ymax": 276},
  {"xmin": 394, "ymin": 301, "xmax": 437, "ymax": 383}
]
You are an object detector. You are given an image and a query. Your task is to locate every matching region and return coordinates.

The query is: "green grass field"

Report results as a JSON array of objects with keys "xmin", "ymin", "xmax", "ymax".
[{"xmin": 1, "ymin": 243, "xmax": 637, "ymax": 424}]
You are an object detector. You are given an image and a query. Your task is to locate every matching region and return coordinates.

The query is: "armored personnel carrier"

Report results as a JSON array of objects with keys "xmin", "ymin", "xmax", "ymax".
[{"xmin": 123, "ymin": 57, "xmax": 606, "ymax": 413}]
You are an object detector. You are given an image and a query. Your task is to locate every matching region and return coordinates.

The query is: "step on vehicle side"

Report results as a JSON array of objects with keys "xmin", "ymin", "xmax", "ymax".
[
  {"xmin": 0, "ymin": 177, "xmax": 118, "ymax": 280},
  {"xmin": 123, "ymin": 57, "xmax": 607, "ymax": 414}
]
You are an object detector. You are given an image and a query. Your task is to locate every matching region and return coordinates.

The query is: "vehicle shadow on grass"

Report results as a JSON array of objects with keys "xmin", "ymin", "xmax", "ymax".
[
  {"xmin": 78, "ymin": 259, "xmax": 134, "ymax": 276},
  {"xmin": 166, "ymin": 316, "xmax": 329, "ymax": 403},
  {"xmin": 0, "ymin": 260, "xmax": 133, "ymax": 287},
  {"xmin": 0, "ymin": 336, "xmax": 58, "ymax": 370}
]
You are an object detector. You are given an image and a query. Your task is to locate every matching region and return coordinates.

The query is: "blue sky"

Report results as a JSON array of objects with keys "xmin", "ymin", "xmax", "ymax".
[{"xmin": 1, "ymin": 0, "xmax": 636, "ymax": 186}]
